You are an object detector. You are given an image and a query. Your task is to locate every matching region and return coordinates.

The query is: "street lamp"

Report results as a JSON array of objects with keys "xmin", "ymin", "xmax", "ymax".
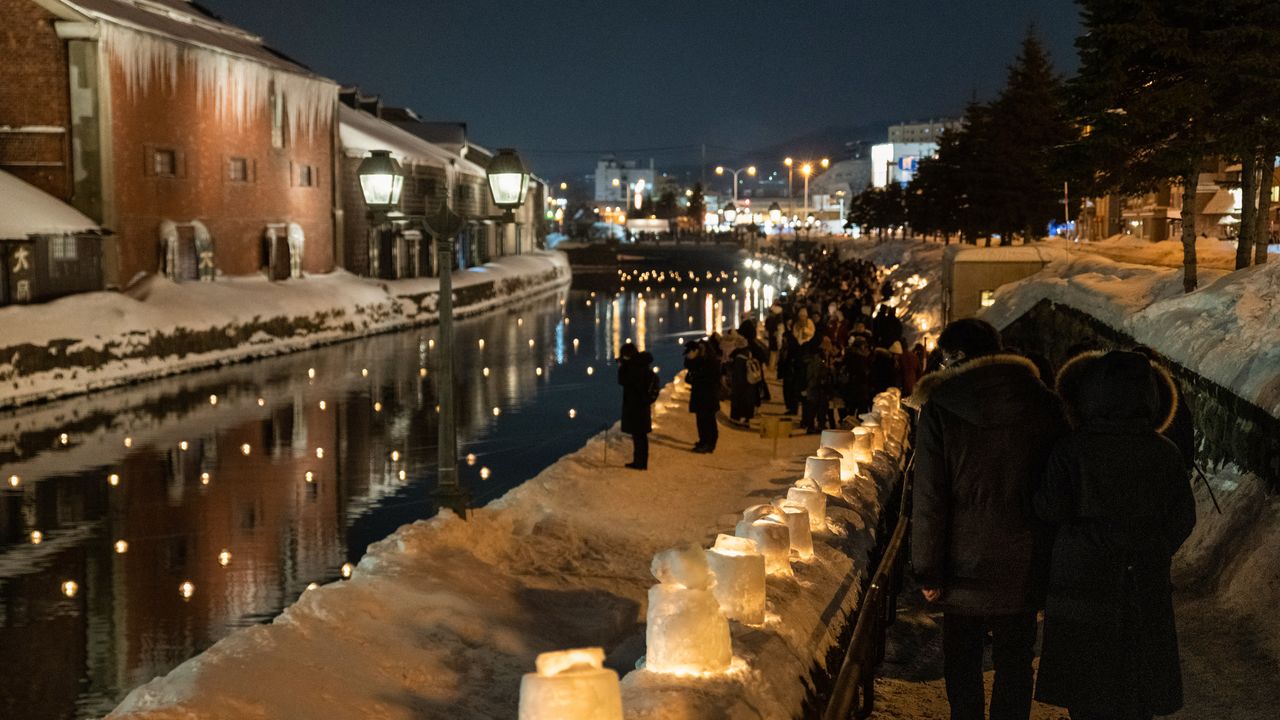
[
  {"xmin": 768, "ymin": 202, "xmax": 782, "ymax": 225},
  {"xmin": 796, "ymin": 157, "xmax": 829, "ymax": 221},
  {"xmin": 784, "ymin": 157, "xmax": 794, "ymax": 216},
  {"xmin": 487, "ymin": 148, "xmax": 531, "ymax": 254},
  {"xmin": 723, "ymin": 201, "xmax": 738, "ymax": 225},
  {"xmin": 359, "ymin": 150, "xmax": 467, "ymax": 516},
  {"xmin": 715, "ymin": 164, "xmax": 756, "ymax": 203},
  {"xmin": 357, "ymin": 150, "xmax": 405, "ymax": 215}
]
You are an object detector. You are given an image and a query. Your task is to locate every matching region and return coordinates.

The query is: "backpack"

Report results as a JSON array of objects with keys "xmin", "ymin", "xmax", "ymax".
[
  {"xmin": 745, "ymin": 356, "xmax": 763, "ymax": 385},
  {"xmin": 646, "ymin": 370, "xmax": 662, "ymax": 404}
]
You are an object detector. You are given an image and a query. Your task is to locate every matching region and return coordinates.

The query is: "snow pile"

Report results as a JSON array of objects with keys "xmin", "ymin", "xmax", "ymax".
[
  {"xmin": 0, "ymin": 252, "xmax": 570, "ymax": 408},
  {"xmin": 108, "ymin": 377, "xmax": 903, "ymax": 720},
  {"xmin": 1175, "ymin": 464, "xmax": 1280, "ymax": 660},
  {"xmin": 0, "ymin": 169, "xmax": 99, "ymax": 238},
  {"xmin": 982, "ymin": 254, "xmax": 1279, "ymax": 418}
]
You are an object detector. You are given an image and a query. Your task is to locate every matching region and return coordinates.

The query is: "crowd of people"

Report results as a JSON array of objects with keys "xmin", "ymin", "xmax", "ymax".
[
  {"xmin": 675, "ymin": 254, "xmax": 929, "ymax": 452},
  {"xmin": 620, "ymin": 248, "xmax": 1198, "ymax": 719}
]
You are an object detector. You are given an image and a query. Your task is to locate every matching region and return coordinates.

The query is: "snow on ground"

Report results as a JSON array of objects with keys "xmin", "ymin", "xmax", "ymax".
[
  {"xmin": 0, "ymin": 252, "xmax": 569, "ymax": 408},
  {"xmin": 109, "ymin": 376, "xmax": 902, "ymax": 720}
]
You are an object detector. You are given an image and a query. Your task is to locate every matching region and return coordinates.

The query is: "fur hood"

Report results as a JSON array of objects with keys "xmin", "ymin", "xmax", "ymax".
[
  {"xmin": 906, "ymin": 353, "xmax": 1042, "ymax": 411},
  {"xmin": 1055, "ymin": 350, "xmax": 1179, "ymax": 433}
]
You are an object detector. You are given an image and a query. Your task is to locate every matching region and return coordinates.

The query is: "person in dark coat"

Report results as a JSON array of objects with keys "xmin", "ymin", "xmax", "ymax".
[
  {"xmin": 617, "ymin": 342, "xmax": 656, "ymax": 470},
  {"xmin": 1034, "ymin": 351, "xmax": 1196, "ymax": 720},
  {"xmin": 839, "ymin": 336, "xmax": 873, "ymax": 418},
  {"xmin": 778, "ymin": 329, "xmax": 805, "ymax": 416},
  {"xmin": 872, "ymin": 304, "xmax": 904, "ymax": 349},
  {"xmin": 684, "ymin": 340, "xmax": 721, "ymax": 453},
  {"xmin": 728, "ymin": 347, "xmax": 757, "ymax": 425},
  {"xmin": 908, "ymin": 318, "xmax": 1069, "ymax": 720}
]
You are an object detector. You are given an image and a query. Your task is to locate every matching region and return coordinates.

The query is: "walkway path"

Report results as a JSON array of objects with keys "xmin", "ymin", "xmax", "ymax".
[{"xmin": 871, "ymin": 583, "xmax": 1280, "ymax": 718}]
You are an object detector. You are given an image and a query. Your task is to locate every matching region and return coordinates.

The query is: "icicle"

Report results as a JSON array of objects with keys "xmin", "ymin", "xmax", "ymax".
[{"xmin": 101, "ymin": 24, "xmax": 333, "ymax": 140}]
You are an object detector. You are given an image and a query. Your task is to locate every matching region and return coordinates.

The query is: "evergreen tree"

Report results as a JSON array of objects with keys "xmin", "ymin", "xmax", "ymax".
[
  {"xmin": 686, "ymin": 184, "xmax": 706, "ymax": 229},
  {"xmin": 1071, "ymin": 0, "xmax": 1221, "ymax": 291},
  {"xmin": 984, "ymin": 30, "xmax": 1074, "ymax": 242}
]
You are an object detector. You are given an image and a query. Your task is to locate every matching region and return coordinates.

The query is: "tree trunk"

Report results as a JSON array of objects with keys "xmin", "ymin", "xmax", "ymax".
[
  {"xmin": 1181, "ymin": 171, "xmax": 1199, "ymax": 293},
  {"xmin": 1257, "ymin": 149, "xmax": 1275, "ymax": 265},
  {"xmin": 1238, "ymin": 153, "xmax": 1258, "ymax": 270}
]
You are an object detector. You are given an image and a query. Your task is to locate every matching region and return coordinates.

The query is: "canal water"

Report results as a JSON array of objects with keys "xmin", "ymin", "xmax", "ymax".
[{"xmin": 0, "ymin": 262, "xmax": 786, "ymax": 719}]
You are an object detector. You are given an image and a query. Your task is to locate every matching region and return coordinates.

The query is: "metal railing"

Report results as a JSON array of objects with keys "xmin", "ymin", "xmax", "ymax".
[{"xmin": 822, "ymin": 455, "xmax": 914, "ymax": 720}]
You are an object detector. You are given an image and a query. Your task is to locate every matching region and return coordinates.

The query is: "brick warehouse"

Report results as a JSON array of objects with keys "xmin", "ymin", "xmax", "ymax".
[{"xmin": 0, "ymin": 0, "xmax": 339, "ymax": 287}]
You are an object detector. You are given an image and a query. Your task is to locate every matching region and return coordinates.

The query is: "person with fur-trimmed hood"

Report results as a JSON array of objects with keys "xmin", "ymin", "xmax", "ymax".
[
  {"xmin": 1033, "ymin": 350, "xmax": 1196, "ymax": 720},
  {"xmin": 907, "ymin": 318, "xmax": 1068, "ymax": 720}
]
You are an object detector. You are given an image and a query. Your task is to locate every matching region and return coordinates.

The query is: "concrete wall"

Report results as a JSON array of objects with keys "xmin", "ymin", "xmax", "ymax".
[{"xmin": 1001, "ymin": 299, "xmax": 1280, "ymax": 491}]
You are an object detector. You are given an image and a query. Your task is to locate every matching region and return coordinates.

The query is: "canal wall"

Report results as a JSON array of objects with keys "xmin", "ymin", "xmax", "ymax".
[
  {"xmin": 0, "ymin": 251, "xmax": 571, "ymax": 409},
  {"xmin": 108, "ymin": 375, "xmax": 902, "ymax": 720}
]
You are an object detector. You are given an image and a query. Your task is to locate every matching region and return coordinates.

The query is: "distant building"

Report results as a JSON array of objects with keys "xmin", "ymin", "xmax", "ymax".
[
  {"xmin": 594, "ymin": 157, "xmax": 655, "ymax": 204},
  {"xmin": 888, "ymin": 119, "xmax": 963, "ymax": 144},
  {"xmin": 0, "ymin": 0, "xmax": 339, "ymax": 287},
  {"xmin": 1079, "ymin": 158, "xmax": 1242, "ymax": 242},
  {"xmin": 871, "ymin": 142, "xmax": 939, "ymax": 188},
  {"xmin": 869, "ymin": 120, "xmax": 962, "ymax": 189}
]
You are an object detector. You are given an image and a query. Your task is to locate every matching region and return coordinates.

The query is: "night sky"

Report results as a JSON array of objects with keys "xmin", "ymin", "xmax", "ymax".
[{"xmin": 201, "ymin": 0, "xmax": 1082, "ymax": 181}]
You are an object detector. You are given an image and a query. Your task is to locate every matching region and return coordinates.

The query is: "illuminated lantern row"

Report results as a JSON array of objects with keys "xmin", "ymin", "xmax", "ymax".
[{"xmin": 528, "ymin": 384, "xmax": 914, "ymax": 715}]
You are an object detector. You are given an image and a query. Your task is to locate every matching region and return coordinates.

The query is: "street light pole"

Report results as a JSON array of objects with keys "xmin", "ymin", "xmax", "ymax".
[{"xmin": 715, "ymin": 165, "xmax": 756, "ymax": 204}]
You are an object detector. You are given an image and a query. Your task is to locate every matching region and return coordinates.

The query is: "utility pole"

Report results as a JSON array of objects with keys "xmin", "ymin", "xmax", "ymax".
[
  {"xmin": 701, "ymin": 144, "xmax": 707, "ymax": 190},
  {"xmin": 428, "ymin": 199, "xmax": 467, "ymax": 516}
]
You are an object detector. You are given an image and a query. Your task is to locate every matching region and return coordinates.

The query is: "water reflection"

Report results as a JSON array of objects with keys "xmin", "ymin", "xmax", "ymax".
[{"xmin": 0, "ymin": 263, "xmax": 779, "ymax": 719}]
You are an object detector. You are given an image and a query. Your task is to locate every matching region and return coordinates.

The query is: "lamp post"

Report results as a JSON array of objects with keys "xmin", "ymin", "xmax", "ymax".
[
  {"xmin": 359, "ymin": 150, "xmax": 469, "ymax": 515},
  {"xmin": 723, "ymin": 201, "xmax": 738, "ymax": 245},
  {"xmin": 783, "ymin": 157, "xmax": 794, "ymax": 216},
  {"xmin": 356, "ymin": 149, "xmax": 405, "ymax": 278},
  {"xmin": 714, "ymin": 164, "xmax": 756, "ymax": 203},
  {"xmin": 487, "ymin": 148, "xmax": 531, "ymax": 255}
]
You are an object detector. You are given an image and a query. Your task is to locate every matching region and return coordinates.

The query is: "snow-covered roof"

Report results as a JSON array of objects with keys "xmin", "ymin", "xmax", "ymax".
[
  {"xmin": 945, "ymin": 244, "xmax": 1071, "ymax": 264},
  {"xmin": 54, "ymin": 0, "xmax": 324, "ymax": 79},
  {"xmin": 339, "ymin": 105, "xmax": 486, "ymax": 178},
  {"xmin": 0, "ymin": 170, "xmax": 99, "ymax": 238}
]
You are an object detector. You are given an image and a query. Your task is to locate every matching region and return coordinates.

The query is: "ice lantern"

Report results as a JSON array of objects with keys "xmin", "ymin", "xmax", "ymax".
[
  {"xmin": 781, "ymin": 505, "xmax": 814, "ymax": 560},
  {"xmin": 645, "ymin": 545, "xmax": 733, "ymax": 674},
  {"xmin": 518, "ymin": 647, "xmax": 623, "ymax": 720},
  {"xmin": 851, "ymin": 427, "xmax": 875, "ymax": 465},
  {"xmin": 805, "ymin": 453, "xmax": 842, "ymax": 494},
  {"xmin": 737, "ymin": 517, "xmax": 792, "ymax": 576},
  {"xmin": 820, "ymin": 429, "xmax": 860, "ymax": 481},
  {"xmin": 787, "ymin": 478, "xmax": 827, "ymax": 531},
  {"xmin": 705, "ymin": 534, "xmax": 766, "ymax": 625}
]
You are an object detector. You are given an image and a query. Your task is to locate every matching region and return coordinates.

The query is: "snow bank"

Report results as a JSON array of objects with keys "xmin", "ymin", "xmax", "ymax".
[
  {"xmin": 0, "ymin": 252, "xmax": 570, "ymax": 408},
  {"xmin": 109, "ymin": 377, "xmax": 902, "ymax": 720},
  {"xmin": 1175, "ymin": 465, "xmax": 1280, "ymax": 660},
  {"xmin": 982, "ymin": 254, "xmax": 1279, "ymax": 418}
]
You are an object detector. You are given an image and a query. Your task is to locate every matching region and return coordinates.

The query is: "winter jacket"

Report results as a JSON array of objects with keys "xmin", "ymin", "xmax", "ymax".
[
  {"xmin": 684, "ymin": 350, "xmax": 721, "ymax": 414},
  {"xmin": 839, "ymin": 349, "xmax": 873, "ymax": 415},
  {"xmin": 871, "ymin": 308, "xmax": 903, "ymax": 348},
  {"xmin": 728, "ymin": 350, "xmax": 757, "ymax": 421},
  {"xmin": 618, "ymin": 351, "xmax": 656, "ymax": 435},
  {"xmin": 868, "ymin": 347, "xmax": 899, "ymax": 395},
  {"xmin": 1034, "ymin": 351, "xmax": 1196, "ymax": 716},
  {"xmin": 908, "ymin": 354, "xmax": 1069, "ymax": 615}
]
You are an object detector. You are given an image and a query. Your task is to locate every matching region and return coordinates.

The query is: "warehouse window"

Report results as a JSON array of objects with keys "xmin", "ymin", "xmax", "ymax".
[
  {"xmin": 980, "ymin": 290, "xmax": 996, "ymax": 308},
  {"xmin": 153, "ymin": 148, "xmax": 177, "ymax": 177}
]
